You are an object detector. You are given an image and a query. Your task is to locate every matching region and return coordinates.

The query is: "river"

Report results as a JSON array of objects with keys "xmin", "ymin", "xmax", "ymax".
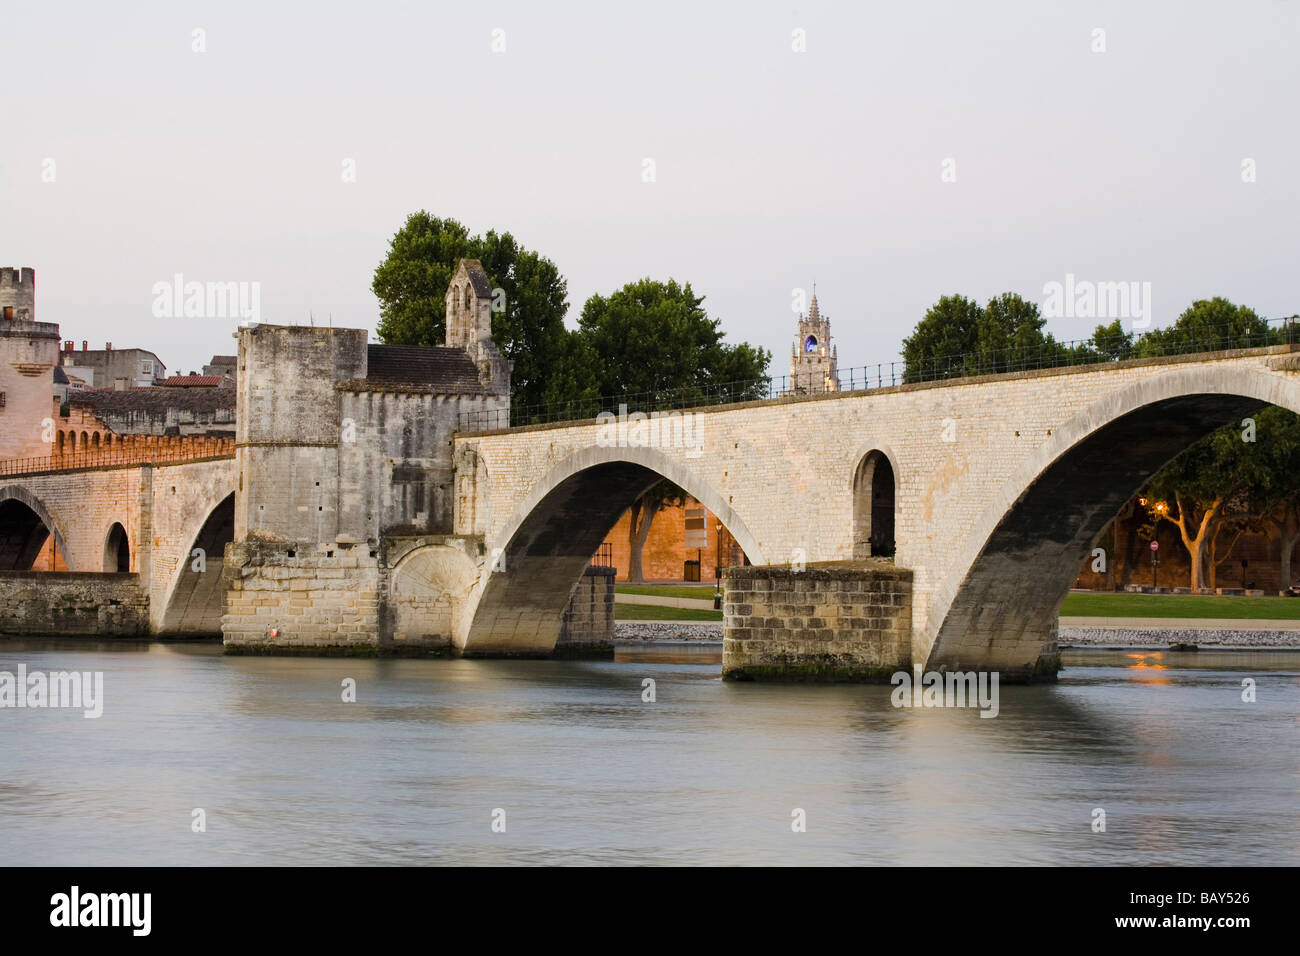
[{"xmin": 1, "ymin": 640, "xmax": 1296, "ymax": 865}]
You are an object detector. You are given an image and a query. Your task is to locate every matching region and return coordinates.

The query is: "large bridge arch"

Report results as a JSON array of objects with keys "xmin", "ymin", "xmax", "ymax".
[
  {"xmin": 0, "ymin": 485, "xmax": 70, "ymax": 570},
  {"xmin": 460, "ymin": 444, "xmax": 765, "ymax": 655},
  {"xmin": 924, "ymin": 362, "xmax": 1300, "ymax": 676},
  {"xmin": 157, "ymin": 491, "xmax": 235, "ymax": 635}
]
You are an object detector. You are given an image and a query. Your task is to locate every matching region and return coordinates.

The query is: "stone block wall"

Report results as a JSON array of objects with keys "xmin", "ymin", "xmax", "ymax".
[
  {"xmin": 0, "ymin": 571, "xmax": 149, "ymax": 635},
  {"xmin": 555, "ymin": 565, "xmax": 616, "ymax": 653},
  {"xmin": 221, "ymin": 540, "xmax": 381, "ymax": 652},
  {"xmin": 722, "ymin": 563, "xmax": 912, "ymax": 681}
]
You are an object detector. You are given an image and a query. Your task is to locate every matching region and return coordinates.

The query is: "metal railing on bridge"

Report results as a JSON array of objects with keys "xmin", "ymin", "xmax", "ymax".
[
  {"xmin": 0, "ymin": 446, "xmax": 235, "ymax": 478},
  {"xmin": 458, "ymin": 316, "xmax": 1300, "ymax": 432}
]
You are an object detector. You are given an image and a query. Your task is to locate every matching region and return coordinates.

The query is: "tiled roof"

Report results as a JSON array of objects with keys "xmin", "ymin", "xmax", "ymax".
[
  {"xmin": 161, "ymin": 375, "xmax": 225, "ymax": 387},
  {"xmin": 365, "ymin": 345, "xmax": 484, "ymax": 392},
  {"xmin": 74, "ymin": 383, "xmax": 236, "ymax": 415}
]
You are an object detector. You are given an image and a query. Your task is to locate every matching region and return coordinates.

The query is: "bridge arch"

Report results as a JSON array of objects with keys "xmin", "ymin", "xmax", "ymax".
[
  {"xmin": 158, "ymin": 490, "xmax": 235, "ymax": 635},
  {"xmin": 851, "ymin": 442, "xmax": 901, "ymax": 559},
  {"xmin": 387, "ymin": 543, "xmax": 479, "ymax": 649},
  {"xmin": 460, "ymin": 444, "xmax": 764, "ymax": 655},
  {"xmin": 0, "ymin": 485, "xmax": 70, "ymax": 570},
  {"xmin": 103, "ymin": 522, "xmax": 130, "ymax": 572},
  {"xmin": 924, "ymin": 362, "xmax": 1300, "ymax": 677}
]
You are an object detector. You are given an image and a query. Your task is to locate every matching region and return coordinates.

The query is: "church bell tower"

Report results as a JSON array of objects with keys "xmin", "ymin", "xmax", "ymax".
[{"xmin": 790, "ymin": 285, "xmax": 838, "ymax": 393}]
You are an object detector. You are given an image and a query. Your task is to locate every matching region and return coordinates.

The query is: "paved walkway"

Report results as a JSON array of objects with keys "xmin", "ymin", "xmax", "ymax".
[{"xmin": 615, "ymin": 593, "xmax": 717, "ymax": 610}]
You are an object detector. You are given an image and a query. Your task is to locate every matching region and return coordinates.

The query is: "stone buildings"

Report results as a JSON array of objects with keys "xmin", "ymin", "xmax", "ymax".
[{"xmin": 61, "ymin": 341, "xmax": 167, "ymax": 389}]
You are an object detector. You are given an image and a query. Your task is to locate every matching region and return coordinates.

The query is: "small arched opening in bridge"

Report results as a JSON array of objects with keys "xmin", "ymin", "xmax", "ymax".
[
  {"xmin": 462, "ymin": 448, "xmax": 763, "ymax": 656},
  {"xmin": 926, "ymin": 368, "xmax": 1300, "ymax": 679},
  {"xmin": 159, "ymin": 492, "xmax": 235, "ymax": 636},
  {"xmin": 852, "ymin": 449, "xmax": 896, "ymax": 559},
  {"xmin": 103, "ymin": 522, "xmax": 130, "ymax": 572},
  {"xmin": 0, "ymin": 491, "xmax": 68, "ymax": 571}
]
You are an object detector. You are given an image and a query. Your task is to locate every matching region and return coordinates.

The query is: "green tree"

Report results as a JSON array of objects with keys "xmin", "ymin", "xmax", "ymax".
[
  {"xmin": 903, "ymin": 292, "xmax": 1076, "ymax": 381},
  {"xmin": 371, "ymin": 212, "xmax": 573, "ymax": 410},
  {"xmin": 372, "ymin": 213, "xmax": 473, "ymax": 346},
  {"xmin": 1134, "ymin": 297, "xmax": 1272, "ymax": 358},
  {"xmin": 577, "ymin": 278, "xmax": 770, "ymax": 402},
  {"xmin": 901, "ymin": 294, "xmax": 985, "ymax": 382},
  {"xmin": 473, "ymin": 229, "xmax": 572, "ymax": 413},
  {"xmin": 1088, "ymin": 319, "xmax": 1135, "ymax": 362},
  {"xmin": 1144, "ymin": 406, "xmax": 1300, "ymax": 589},
  {"xmin": 1234, "ymin": 406, "xmax": 1300, "ymax": 589}
]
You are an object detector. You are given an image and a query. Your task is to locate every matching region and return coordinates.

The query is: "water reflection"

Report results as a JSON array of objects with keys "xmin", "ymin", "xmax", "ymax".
[{"xmin": 0, "ymin": 642, "xmax": 1295, "ymax": 865}]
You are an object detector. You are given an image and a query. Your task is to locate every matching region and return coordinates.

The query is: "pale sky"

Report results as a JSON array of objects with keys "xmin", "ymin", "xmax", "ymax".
[{"xmin": 3, "ymin": 1, "xmax": 1297, "ymax": 382}]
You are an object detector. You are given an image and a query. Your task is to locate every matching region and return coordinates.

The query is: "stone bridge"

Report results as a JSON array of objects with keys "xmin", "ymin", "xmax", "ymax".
[
  {"xmin": 0, "ymin": 457, "xmax": 236, "ymax": 635},
  {"xmin": 4, "ymin": 339, "xmax": 1298, "ymax": 680},
  {"xmin": 452, "ymin": 345, "xmax": 1300, "ymax": 677}
]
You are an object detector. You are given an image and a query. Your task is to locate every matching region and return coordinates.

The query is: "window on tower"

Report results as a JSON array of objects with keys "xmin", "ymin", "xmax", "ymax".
[{"xmin": 804, "ymin": 335, "xmax": 818, "ymax": 353}]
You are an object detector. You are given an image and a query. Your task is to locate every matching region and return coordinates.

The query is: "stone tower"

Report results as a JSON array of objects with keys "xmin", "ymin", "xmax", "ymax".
[
  {"xmin": 445, "ymin": 259, "xmax": 510, "ymax": 396},
  {"xmin": 790, "ymin": 286, "xmax": 838, "ymax": 393},
  {"xmin": 0, "ymin": 267, "xmax": 60, "ymax": 460},
  {"xmin": 0, "ymin": 266, "xmax": 36, "ymax": 323}
]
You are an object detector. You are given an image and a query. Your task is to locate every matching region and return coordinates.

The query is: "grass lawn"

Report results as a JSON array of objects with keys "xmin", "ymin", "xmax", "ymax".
[
  {"xmin": 1061, "ymin": 592, "xmax": 1300, "ymax": 620},
  {"xmin": 615, "ymin": 603, "xmax": 723, "ymax": 621},
  {"xmin": 615, "ymin": 585, "xmax": 1299, "ymax": 621},
  {"xmin": 616, "ymin": 584, "xmax": 720, "ymax": 600}
]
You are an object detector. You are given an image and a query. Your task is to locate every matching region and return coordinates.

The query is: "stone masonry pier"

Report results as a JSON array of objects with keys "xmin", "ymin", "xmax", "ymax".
[{"xmin": 722, "ymin": 563, "xmax": 913, "ymax": 681}]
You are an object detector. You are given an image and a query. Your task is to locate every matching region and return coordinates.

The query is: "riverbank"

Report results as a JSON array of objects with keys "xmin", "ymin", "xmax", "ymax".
[
  {"xmin": 616, "ymin": 620, "xmax": 1300, "ymax": 649},
  {"xmin": 1059, "ymin": 625, "xmax": 1300, "ymax": 648},
  {"xmin": 616, "ymin": 621, "xmax": 723, "ymax": 642}
]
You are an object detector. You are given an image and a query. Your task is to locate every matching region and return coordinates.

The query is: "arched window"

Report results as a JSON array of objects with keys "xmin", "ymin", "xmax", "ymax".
[
  {"xmin": 451, "ymin": 285, "xmax": 460, "ymax": 313},
  {"xmin": 103, "ymin": 522, "xmax": 130, "ymax": 572},
  {"xmin": 81, "ymin": 431, "xmax": 89, "ymax": 450},
  {"xmin": 465, "ymin": 286, "xmax": 472, "ymax": 310},
  {"xmin": 92, "ymin": 433, "xmax": 100, "ymax": 448},
  {"xmin": 852, "ymin": 450, "xmax": 896, "ymax": 559},
  {"xmin": 69, "ymin": 432, "xmax": 76, "ymax": 452},
  {"xmin": 57, "ymin": 432, "xmax": 65, "ymax": 453}
]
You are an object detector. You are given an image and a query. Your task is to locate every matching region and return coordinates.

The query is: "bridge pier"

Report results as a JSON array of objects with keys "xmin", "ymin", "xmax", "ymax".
[{"xmin": 722, "ymin": 563, "xmax": 913, "ymax": 681}]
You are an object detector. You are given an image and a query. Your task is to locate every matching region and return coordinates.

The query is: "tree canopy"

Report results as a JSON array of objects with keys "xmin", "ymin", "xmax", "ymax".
[
  {"xmin": 1144, "ymin": 405, "xmax": 1300, "ymax": 589},
  {"xmin": 371, "ymin": 212, "xmax": 570, "ymax": 409},
  {"xmin": 577, "ymin": 277, "xmax": 771, "ymax": 404},
  {"xmin": 902, "ymin": 293, "xmax": 1079, "ymax": 382},
  {"xmin": 902, "ymin": 293, "xmax": 1288, "ymax": 383}
]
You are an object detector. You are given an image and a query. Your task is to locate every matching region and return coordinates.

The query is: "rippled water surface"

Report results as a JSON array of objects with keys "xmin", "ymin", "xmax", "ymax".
[{"xmin": 1, "ymin": 640, "xmax": 1296, "ymax": 865}]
